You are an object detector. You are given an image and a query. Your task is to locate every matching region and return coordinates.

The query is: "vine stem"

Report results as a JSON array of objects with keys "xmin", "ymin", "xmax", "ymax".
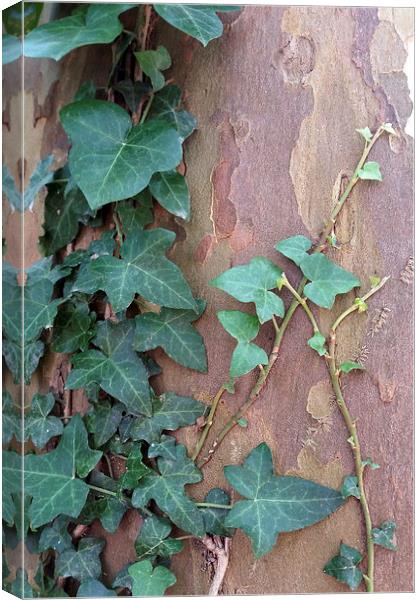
[
  {"xmin": 191, "ymin": 384, "xmax": 227, "ymax": 461},
  {"xmin": 280, "ymin": 275, "xmax": 319, "ymax": 332},
  {"xmin": 195, "ymin": 502, "xmax": 233, "ymax": 510},
  {"xmin": 198, "ymin": 124, "xmax": 388, "ymax": 468}
]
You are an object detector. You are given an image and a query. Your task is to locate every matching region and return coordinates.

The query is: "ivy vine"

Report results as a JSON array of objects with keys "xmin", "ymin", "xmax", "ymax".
[{"xmin": 2, "ymin": 3, "xmax": 397, "ymax": 597}]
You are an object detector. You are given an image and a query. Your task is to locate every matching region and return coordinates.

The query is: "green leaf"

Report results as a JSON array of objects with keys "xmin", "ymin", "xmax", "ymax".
[
  {"xmin": 3, "ymin": 2, "xmax": 43, "ymax": 36},
  {"xmin": 135, "ymin": 515, "xmax": 183, "ymax": 561},
  {"xmin": 356, "ymin": 127, "xmax": 373, "ymax": 142},
  {"xmin": 116, "ymin": 191, "xmax": 154, "ymax": 234},
  {"xmin": 224, "ymin": 443, "xmax": 345, "ymax": 557},
  {"xmin": 39, "ymin": 516, "xmax": 73, "ymax": 554},
  {"xmin": 80, "ymin": 495, "xmax": 127, "ymax": 534},
  {"xmin": 3, "ymin": 338, "xmax": 45, "ymax": 385},
  {"xmin": 3, "ymin": 155, "xmax": 54, "ymax": 211},
  {"xmin": 2, "ymin": 34, "xmax": 21, "ymax": 65},
  {"xmin": 149, "ymin": 85, "xmax": 196, "ymax": 140},
  {"xmin": 11, "ymin": 569, "xmax": 34, "ymax": 599},
  {"xmin": 85, "ymin": 401, "xmax": 124, "ymax": 448},
  {"xmin": 201, "ymin": 488, "xmax": 233, "ymax": 537},
  {"xmin": 60, "ymin": 100, "xmax": 183, "ymax": 209},
  {"xmin": 72, "ymin": 228, "xmax": 197, "ymax": 313},
  {"xmin": 217, "ymin": 310, "xmax": 268, "ymax": 378},
  {"xmin": 2, "ymin": 450, "xmax": 21, "ymax": 526},
  {"xmin": 369, "ymin": 275, "xmax": 381, "ymax": 288},
  {"xmin": 323, "ymin": 543, "xmax": 363, "ymax": 590},
  {"xmin": 275, "ymin": 235, "xmax": 312, "ymax": 266},
  {"xmin": 52, "ymin": 300, "xmax": 97, "ymax": 354},
  {"xmin": 130, "ymin": 393, "xmax": 206, "ymax": 443},
  {"xmin": 210, "ymin": 257, "xmax": 284, "ymax": 323},
  {"xmin": 354, "ymin": 297, "xmax": 368, "ymax": 312},
  {"xmin": 237, "ymin": 417, "xmax": 248, "ymax": 428},
  {"xmin": 362, "ymin": 457, "xmax": 380, "ymax": 470},
  {"xmin": 382, "ymin": 123, "xmax": 396, "ymax": 135},
  {"xmin": 114, "ymin": 79, "xmax": 150, "ymax": 113},
  {"xmin": 2, "ymin": 391, "xmax": 21, "ymax": 444},
  {"xmin": 307, "ymin": 332, "xmax": 327, "ymax": 356},
  {"xmin": 66, "ymin": 320, "xmax": 152, "ymax": 417},
  {"xmin": 340, "ymin": 360, "xmax": 364, "ymax": 374},
  {"xmin": 135, "ymin": 46, "xmax": 171, "ymax": 91},
  {"xmin": 149, "ymin": 170, "xmax": 190, "ymax": 219},
  {"xmin": 341, "ymin": 475, "xmax": 360, "ymax": 499},
  {"xmin": 119, "ymin": 445, "xmax": 151, "ymax": 491},
  {"xmin": 24, "ymin": 414, "xmax": 102, "ymax": 527},
  {"xmin": 77, "ymin": 579, "xmax": 116, "ymax": 597},
  {"xmin": 55, "ymin": 537, "xmax": 105, "ymax": 582},
  {"xmin": 24, "ymin": 4, "xmax": 136, "ymax": 60},
  {"xmin": 153, "ymin": 4, "xmax": 240, "ymax": 46},
  {"xmin": 300, "ymin": 254, "xmax": 360, "ymax": 309},
  {"xmin": 74, "ymin": 80, "xmax": 97, "ymax": 102},
  {"xmin": 134, "ymin": 302, "xmax": 207, "ymax": 372},
  {"xmin": 371, "ymin": 521, "xmax": 396, "ymax": 550},
  {"xmin": 357, "ymin": 161, "xmax": 382, "ymax": 181},
  {"xmin": 128, "ymin": 560, "xmax": 176, "ymax": 596},
  {"xmin": 132, "ymin": 441, "xmax": 205, "ymax": 535},
  {"xmin": 25, "ymin": 393, "xmax": 63, "ymax": 448}
]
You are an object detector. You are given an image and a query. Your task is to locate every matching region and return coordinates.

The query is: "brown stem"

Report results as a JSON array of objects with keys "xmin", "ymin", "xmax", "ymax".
[
  {"xmin": 201, "ymin": 535, "xmax": 231, "ymax": 596},
  {"xmin": 191, "ymin": 384, "xmax": 226, "ymax": 461}
]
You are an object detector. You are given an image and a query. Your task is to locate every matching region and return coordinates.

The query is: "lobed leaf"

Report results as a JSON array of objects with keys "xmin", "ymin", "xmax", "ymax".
[
  {"xmin": 357, "ymin": 161, "xmax": 382, "ymax": 181},
  {"xmin": 135, "ymin": 514, "xmax": 183, "ymax": 561},
  {"xmin": 341, "ymin": 475, "xmax": 360, "ymax": 499},
  {"xmin": 340, "ymin": 360, "xmax": 364, "ymax": 374},
  {"xmin": 324, "ymin": 543, "xmax": 363, "ymax": 590},
  {"xmin": 24, "ymin": 393, "xmax": 63, "ymax": 448},
  {"xmin": 55, "ymin": 537, "xmax": 105, "ymax": 582},
  {"xmin": 128, "ymin": 560, "xmax": 176, "ymax": 596},
  {"xmin": 135, "ymin": 46, "xmax": 171, "ymax": 91},
  {"xmin": 77, "ymin": 579, "xmax": 116, "ymax": 597},
  {"xmin": 275, "ymin": 234, "xmax": 312, "ymax": 267},
  {"xmin": 372, "ymin": 521, "xmax": 396, "ymax": 550},
  {"xmin": 149, "ymin": 85, "xmax": 196, "ymax": 140},
  {"xmin": 307, "ymin": 331, "xmax": 327, "ymax": 356}
]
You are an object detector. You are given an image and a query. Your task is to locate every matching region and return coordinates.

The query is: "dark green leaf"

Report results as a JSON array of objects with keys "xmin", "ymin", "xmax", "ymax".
[
  {"xmin": 135, "ymin": 515, "xmax": 183, "ymax": 561},
  {"xmin": 25, "ymin": 393, "xmax": 63, "ymax": 448},
  {"xmin": 24, "ymin": 4, "xmax": 136, "ymax": 60},
  {"xmin": 341, "ymin": 475, "xmax": 360, "ymax": 499},
  {"xmin": 3, "ymin": 156, "xmax": 54, "ymax": 211},
  {"xmin": 128, "ymin": 560, "xmax": 176, "ymax": 596},
  {"xmin": 340, "ymin": 360, "xmax": 364, "ymax": 373},
  {"xmin": 55, "ymin": 537, "xmax": 104, "ymax": 582},
  {"xmin": 300, "ymin": 254, "xmax": 360, "ymax": 309},
  {"xmin": 4, "ymin": 3, "xmax": 43, "ymax": 35},
  {"xmin": 134, "ymin": 302, "xmax": 207, "ymax": 372},
  {"xmin": 135, "ymin": 46, "xmax": 171, "ymax": 91},
  {"xmin": 357, "ymin": 161, "xmax": 382, "ymax": 181},
  {"xmin": 372, "ymin": 521, "xmax": 396, "ymax": 550},
  {"xmin": 149, "ymin": 170, "xmax": 190, "ymax": 219},
  {"xmin": 66, "ymin": 320, "xmax": 152, "ymax": 417},
  {"xmin": 116, "ymin": 192, "xmax": 154, "ymax": 234},
  {"xmin": 210, "ymin": 257, "xmax": 284, "ymax": 323},
  {"xmin": 307, "ymin": 332, "xmax": 327, "ymax": 356},
  {"xmin": 2, "ymin": 391, "xmax": 21, "ymax": 444},
  {"xmin": 323, "ymin": 543, "xmax": 363, "ymax": 590},
  {"xmin": 79, "ymin": 496, "xmax": 127, "ymax": 534},
  {"xmin": 119, "ymin": 445, "xmax": 151, "ymax": 490},
  {"xmin": 52, "ymin": 300, "xmax": 97, "ymax": 354},
  {"xmin": 72, "ymin": 228, "xmax": 197, "ymax": 313},
  {"xmin": 224, "ymin": 443, "xmax": 345, "ymax": 557},
  {"xmin": 2, "ymin": 450, "xmax": 21, "ymax": 526},
  {"xmin": 11, "ymin": 569, "xmax": 34, "ymax": 599},
  {"xmin": 85, "ymin": 400, "xmax": 124, "ymax": 448},
  {"xmin": 77, "ymin": 579, "xmax": 116, "ymax": 597},
  {"xmin": 39, "ymin": 516, "xmax": 73, "ymax": 554},
  {"xmin": 275, "ymin": 235, "xmax": 312, "ymax": 266},
  {"xmin": 3, "ymin": 338, "xmax": 45, "ymax": 384},
  {"xmin": 201, "ymin": 488, "xmax": 233, "ymax": 536},
  {"xmin": 149, "ymin": 85, "xmax": 196, "ymax": 140},
  {"xmin": 74, "ymin": 80, "xmax": 97, "ymax": 102},
  {"xmin": 60, "ymin": 100, "xmax": 183, "ymax": 209},
  {"xmin": 114, "ymin": 79, "xmax": 150, "ymax": 113}
]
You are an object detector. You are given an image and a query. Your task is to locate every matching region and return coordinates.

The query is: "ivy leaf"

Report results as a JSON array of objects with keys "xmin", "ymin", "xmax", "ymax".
[
  {"xmin": 149, "ymin": 170, "xmax": 190, "ymax": 219},
  {"xmin": 341, "ymin": 475, "xmax": 360, "ymax": 499},
  {"xmin": 74, "ymin": 80, "xmax": 97, "ymax": 102},
  {"xmin": 24, "ymin": 4, "xmax": 136, "ymax": 61},
  {"xmin": 224, "ymin": 443, "xmax": 345, "ymax": 557},
  {"xmin": 132, "ymin": 441, "xmax": 205, "ymax": 535},
  {"xmin": 25, "ymin": 393, "xmax": 63, "ymax": 448},
  {"xmin": 39, "ymin": 516, "xmax": 73, "ymax": 554},
  {"xmin": 24, "ymin": 414, "xmax": 102, "ymax": 528},
  {"xmin": 134, "ymin": 302, "xmax": 207, "ymax": 372},
  {"xmin": 2, "ymin": 391, "xmax": 20, "ymax": 444},
  {"xmin": 2, "ymin": 450, "xmax": 21, "ymax": 526},
  {"xmin": 52, "ymin": 300, "xmax": 97, "ymax": 354},
  {"xmin": 217, "ymin": 310, "xmax": 268, "ymax": 378},
  {"xmin": 72, "ymin": 228, "xmax": 197, "ymax": 313},
  {"xmin": 371, "ymin": 521, "xmax": 396, "ymax": 550},
  {"xmin": 80, "ymin": 495, "xmax": 127, "ymax": 534},
  {"xmin": 362, "ymin": 457, "xmax": 380, "ymax": 470},
  {"xmin": 2, "ymin": 155, "xmax": 54, "ymax": 212},
  {"xmin": 201, "ymin": 488, "xmax": 233, "ymax": 537},
  {"xmin": 114, "ymin": 79, "xmax": 150, "ymax": 113},
  {"xmin": 60, "ymin": 100, "xmax": 183, "ymax": 209},
  {"xmin": 323, "ymin": 543, "xmax": 363, "ymax": 590},
  {"xmin": 85, "ymin": 400, "xmax": 124, "ymax": 448},
  {"xmin": 211, "ymin": 257, "xmax": 284, "ymax": 323},
  {"xmin": 307, "ymin": 332, "xmax": 327, "ymax": 356},
  {"xmin": 55, "ymin": 537, "xmax": 105, "ymax": 582},
  {"xmin": 300, "ymin": 254, "xmax": 360, "ymax": 309},
  {"xmin": 275, "ymin": 235, "xmax": 312, "ymax": 267},
  {"xmin": 11, "ymin": 569, "xmax": 34, "ymax": 599},
  {"xmin": 135, "ymin": 46, "xmax": 171, "ymax": 91},
  {"xmin": 153, "ymin": 4, "xmax": 240, "ymax": 47},
  {"xmin": 130, "ymin": 393, "xmax": 206, "ymax": 443},
  {"xmin": 135, "ymin": 515, "xmax": 183, "ymax": 561},
  {"xmin": 119, "ymin": 445, "xmax": 151, "ymax": 491},
  {"xmin": 356, "ymin": 127, "xmax": 373, "ymax": 142},
  {"xmin": 340, "ymin": 360, "xmax": 364, "ymax": 374},
  {"xmin": 66, "ymin": 320, "xmax": 152, "ymax": 417},
  {"xmin": 3, "ymin": 338, "xmax": 45, "ymax": 385},
  {"xmin": 3, "ymin": 34, "xmax": 21, "ymax": 65},
  {"xmin": 116, "ymin": 191, "xmax": 154, "ymax": 234},
  {"xmin": 382, "ymin": 123, "xmax": 396, "ymax": 135},
  {"xmin": 149, "ymin": 85, "xmax": 196, "ymax": 140},
  {"xmin": 357, "ymin": 161, "xmax": 382, "ymax": 181},
  {"xmin": 77, "ymin": 579, "xmax": 116, "ymax": 597},
  {"xmin": 128, "ymin": 560, "xmax": 176, "ymax": 596}
]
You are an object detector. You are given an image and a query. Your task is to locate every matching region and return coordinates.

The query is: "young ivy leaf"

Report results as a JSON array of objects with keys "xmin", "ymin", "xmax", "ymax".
[
  {"xmin": 135, "ymin": 514, "xmax": 183, "ymax": 561},
  {"xmin": 371, "ymin": 521, "xmax": 397, "ymax": 551},
  {"xmin": 357, "ymin": 161, "xmax": 383, "ymax": 181},
  {"xmin": 24, "ymin": 414, "xmax": 102, "ymax": 528},
  {"xmin": 38, "ymin": 516, "xmax": 73, "ymax": 554},
  {"xmin": 307, "ymin": 332, "xmax": 327, "ymax": 356},
  {"xmin": 85, "ymin": 400, "xmax": 124, "ymax": 448},
  {"xmin": 369, "ymin": 275, "xmax": 381, "ymax": 288},
  {"xmin": 300, "ymin": 253, "xmax": 360, "ymax": 309},
  {"xmin": 55, "ymin": 537, "xmax": 105, "ymax": 582},
  {"xmin": 24, "ymin": 393, "xmax": 63, "ymax": 448},
  {"xmin": 201, "ymin": 488, "xmax": 233, "ymax": 537},
  {"xmin": 210, "ymin": 257, "xmax": 284, "ymax": 323},
  {"xmin": 382, "ymin": 123, "xmax": 396, "ymax": 135},
  {"xmin": 134, "ymin": 301, "xmax": 207, "ymax": 373},
  {"xmin": 217, "ymin": 310, "xmax": 268, "ymax": 378},
  {"xmin": 149, "ymin": 85, "xmax": 197, "ymax": 140},
  {"xmin": 2, "ymin": 391, "xmax": 20, "ymax": 445},
  {"xmin": 114, "ymin": 79, "xmax": 150, "ymax": 113},
  {"xmin": 224, "ymin": 443, "xmax": 345, "ymax": 557},
  {"xmin": 118, "ymin": 445, "xmax": 151, "ymax": 491},
  {"xmin": 52, "ymin": 300, "xmax": 97, "ymax": 354},
  {"xmin": 275, "ymin": 234, "xmax": 312, "ymax": 267},
  {"xmin": 60, "ymin": 100, "xmax": 183, "ymax": 209},
  {"xmin": 72, "ymin": 228, "xmax": 197, "ymax": 313},
  {"xmin": 128, "ymin": 560, "xmax": 176, "ymax": 597},
  {"xmin": 24, "ymin": 4, "xmax": 136, "ymax": 61},
  {"xmin": 323, "ymin": 543, "xmax": 363, "ymax": 591},
  {"xmin": 340, "ymin": 360, "xmax": 364, "ymax": 374},
  {"xmin": 135, "ymin": 46, "xmax": 171, "ymax": 91},
  {"xmin": 356, "ymin": 127, "xmax": 373, "ymax": 142},
  {"xmin": 341, "ymin": 475, "xmax": 361, "ymax": 499},
  {"xmin": 80, "ymin": 495, "xmax": 127, "ymax": 534},
  {"xmin": 66, "ymin": 320, "xmax": 152, "ymax": 417},
  {"xmin": 362, "ymin": 457, "xmax": 380, "ymax": 470},
  {"xmin": 153, "ymin": 4, "xmax": 240, "ymax": 47},
  {"xmin": 149, "ymin": 170, "xmax": 191, "ymax": 219},
  {"xmin": 77, "ymin": 579, "xmax": 116, "ymax": 598}
]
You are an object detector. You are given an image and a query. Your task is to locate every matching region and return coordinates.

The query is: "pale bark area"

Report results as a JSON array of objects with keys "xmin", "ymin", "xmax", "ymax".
[{"xmin": 2, "ymin": 5, "xmax": 413, "ymax": 595}]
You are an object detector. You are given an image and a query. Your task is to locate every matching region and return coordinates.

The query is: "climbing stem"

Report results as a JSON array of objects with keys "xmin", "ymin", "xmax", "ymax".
[
  {"xmin": 88, "ymin": 484, "xmax": 117, "ymax": 498},
  {"xmin": 195, "ymin": 502, "xmax": 233, "ymax": 510},
  {"xmin": 279, "ymin": 275, "xmax": 319, "ymax": 332},
  {"xmin": 332, "ymin": 276, "xmax": 390, "ymax": 332},
  {"xmin": 191, "ymin": 383, "xmax": 227, "ymax": 461}
]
